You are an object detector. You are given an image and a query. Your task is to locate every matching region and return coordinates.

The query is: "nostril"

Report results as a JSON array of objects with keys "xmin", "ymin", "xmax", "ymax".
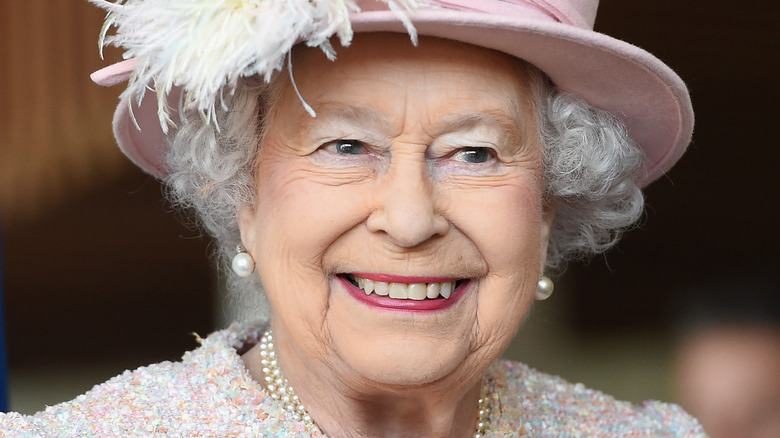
[{"xmin": 366, "ymin": 209, "xmax": 447, "ymax": 248}]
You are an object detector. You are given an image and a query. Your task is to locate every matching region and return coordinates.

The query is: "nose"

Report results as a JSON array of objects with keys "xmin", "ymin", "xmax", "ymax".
[{"xmin": 366, "ymin": 156, "xmax": 449, "ymax": 248}]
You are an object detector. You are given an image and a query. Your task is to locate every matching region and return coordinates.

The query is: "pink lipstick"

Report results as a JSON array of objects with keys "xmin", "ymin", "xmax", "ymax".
[{"xmin": 336, "ymin": 274, "xmax": 470, "ymax": 312}]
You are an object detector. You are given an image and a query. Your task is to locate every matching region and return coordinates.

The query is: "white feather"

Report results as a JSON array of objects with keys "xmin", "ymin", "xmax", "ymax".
[{"xmin": 88, "ymin": 0, "xmax": 428, "ymax": 131}]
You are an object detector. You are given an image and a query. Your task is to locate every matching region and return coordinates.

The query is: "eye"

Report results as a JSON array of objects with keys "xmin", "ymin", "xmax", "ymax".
[
  {"xmin": 310, "ymin": 137, "xmax": 382, "ymax": 169},
  {"xmin": 453, "ymin": 147, "xmax": 494, "ymax": 164},
  {"xmin": 330, "ymin": 139, "xmax": 366, "ymax": 155}
]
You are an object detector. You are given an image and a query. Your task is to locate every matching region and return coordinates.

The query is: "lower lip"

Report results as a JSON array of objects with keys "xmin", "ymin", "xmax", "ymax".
[{"xmin": 336, "ymin": 276, "xmax": 469, "ymax": 312}]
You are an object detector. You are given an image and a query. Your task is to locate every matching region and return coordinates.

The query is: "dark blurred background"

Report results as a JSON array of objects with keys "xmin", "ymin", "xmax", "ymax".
[{"xmin": 1, "ymin": 0, "xmax": 778, "ymax": 414}]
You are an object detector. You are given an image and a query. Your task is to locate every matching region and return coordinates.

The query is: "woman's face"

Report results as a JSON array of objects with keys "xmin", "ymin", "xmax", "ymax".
[{"xmin": 240, "ymin": 34, "xmax": 554, "ymax": 389}]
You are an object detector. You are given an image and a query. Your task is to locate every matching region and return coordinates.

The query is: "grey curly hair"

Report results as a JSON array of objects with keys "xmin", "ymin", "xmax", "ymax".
[{"xmin": 164, "ymin": 64, "xmax": 643, "ymax": 316}]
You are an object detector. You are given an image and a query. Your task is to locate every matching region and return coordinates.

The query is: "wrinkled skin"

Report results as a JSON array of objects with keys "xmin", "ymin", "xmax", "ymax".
[{"xmin": 240, "ymin": 33, "xmax": 555, "ymax": 437}]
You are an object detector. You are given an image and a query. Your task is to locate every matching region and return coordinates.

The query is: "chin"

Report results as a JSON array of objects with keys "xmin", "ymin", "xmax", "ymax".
[
  {"xmin": 319, "ymin": 273, "xmax": 520, "ymax": 389},
  {"xmin": 331, "ymin": 330, "xmax": 474, "ymax": 388},
  {"xmin": 324, "ymin": 296, "xmax": 478, "ymax": 387}
]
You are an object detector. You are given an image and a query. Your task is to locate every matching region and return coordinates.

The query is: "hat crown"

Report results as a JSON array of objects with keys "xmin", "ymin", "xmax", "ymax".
[{"xmin": 413, "ymin": 0, "xmax": 598, "ymax": 29}]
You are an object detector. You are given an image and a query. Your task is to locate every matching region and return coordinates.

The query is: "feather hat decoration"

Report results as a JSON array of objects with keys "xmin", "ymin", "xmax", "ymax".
[{"xmin": 87, "ymin": 0, "xmax": 425, "ymax": 131}]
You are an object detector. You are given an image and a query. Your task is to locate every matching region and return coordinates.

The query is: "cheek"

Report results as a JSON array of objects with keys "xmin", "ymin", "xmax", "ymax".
[
  {"xmin": 445, "ymin": 178, "xmax": 543, "ymax": 340},
  {"xmin": 254, "ymin": 159, "xmax": 371, "ymax": 279},
  {"xmin": 445, "ymin": 178, "xmax": 544, "ymax": 275}
]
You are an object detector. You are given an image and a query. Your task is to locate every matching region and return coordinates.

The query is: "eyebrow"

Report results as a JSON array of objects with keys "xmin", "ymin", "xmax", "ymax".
[
  {"xmin": 433, "ymin": 111, "xmax": 526, "ymax": 146},
  {"xmin": 301, "ymin": 103, "xmax": 395, "ymax": 134},
  {"xmin": 433, "ymin": 111, "xmax": 527, "ymax": 150}
]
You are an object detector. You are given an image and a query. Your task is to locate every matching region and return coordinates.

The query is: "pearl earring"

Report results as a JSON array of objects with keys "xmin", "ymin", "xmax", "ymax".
[
  {"xmin": 231, "ymin": 245, "xmax": 255, "ymax": 277},
  {"xmin": 535, "ymin": 276, "xmax": 554, "ymax": 300}
]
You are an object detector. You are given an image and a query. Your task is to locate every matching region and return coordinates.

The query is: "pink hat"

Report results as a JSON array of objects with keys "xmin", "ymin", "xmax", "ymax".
[{"xmin": 91, "ymin": 0, "xmax": 693, "ymax": 186}]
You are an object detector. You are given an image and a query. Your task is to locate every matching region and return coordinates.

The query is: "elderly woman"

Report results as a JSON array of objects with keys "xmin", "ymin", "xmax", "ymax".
[{"xmin": 3, "ymin": 0, "xmax": 704, "ymax": 436}]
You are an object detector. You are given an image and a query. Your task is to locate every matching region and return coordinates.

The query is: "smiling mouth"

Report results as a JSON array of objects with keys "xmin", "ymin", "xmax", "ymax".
[{"xmin": 342, "ymin": 274, "xmax": 467, "ymax": 300}]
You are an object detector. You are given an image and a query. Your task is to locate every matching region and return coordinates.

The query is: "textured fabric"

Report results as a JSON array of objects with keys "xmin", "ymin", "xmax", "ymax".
[{"xmin": 0, "ymin": 322, "xmax": 707, "ymax": 437}]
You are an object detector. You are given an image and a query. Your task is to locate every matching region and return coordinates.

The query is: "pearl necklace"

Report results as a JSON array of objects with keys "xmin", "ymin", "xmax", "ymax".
[{"xmin": 258, "ymin": 330, "xmax": 492, "ymax": 437}]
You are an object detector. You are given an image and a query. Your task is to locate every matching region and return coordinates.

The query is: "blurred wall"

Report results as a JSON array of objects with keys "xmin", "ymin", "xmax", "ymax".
[
  {"xmin": 0, "ymin": 1, "xmax": 215, "ymax": 370},
  {"xmin": 1, "ymin": 0, "xmax": 779, "ymax": 415},
  {"xmin": 0, "ymin": 1, "xmax": 127, "ymax": 228}
]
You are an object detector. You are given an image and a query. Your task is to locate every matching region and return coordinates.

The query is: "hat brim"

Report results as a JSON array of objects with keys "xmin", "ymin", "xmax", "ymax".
[{"xmin": 107, "ymin": 9, "xmax": 693, "ymax": 186}]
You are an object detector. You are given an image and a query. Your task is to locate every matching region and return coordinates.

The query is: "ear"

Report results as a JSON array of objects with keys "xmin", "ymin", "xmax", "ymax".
[
  {"xmin": 238, "ymin": 205, "xmax": 258, "ymax": 255},
  {"xmin": 538, "ymin": 199, "xmax": 557, "ymax": 273}
]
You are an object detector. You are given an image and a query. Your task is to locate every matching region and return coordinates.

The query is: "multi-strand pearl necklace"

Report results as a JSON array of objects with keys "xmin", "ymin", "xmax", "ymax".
[{"xmin": 258, "ymin": 330, "xmax": 492, "ymax": 437}]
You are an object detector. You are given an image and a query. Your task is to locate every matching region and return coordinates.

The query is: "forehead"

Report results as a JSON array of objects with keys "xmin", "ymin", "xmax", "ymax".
[{"xmin": 271, "ymin": 34, "xmax": 539, "ymax": 130}]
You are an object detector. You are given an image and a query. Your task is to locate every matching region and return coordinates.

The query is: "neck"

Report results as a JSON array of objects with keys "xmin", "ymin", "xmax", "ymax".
[
  {"xmin": 307, "ymin": 378, "xmax": 485, "ymax": 438},
  {"xmin": 242, "ymin": 328, "xmax": 490, "ymax": 438}
]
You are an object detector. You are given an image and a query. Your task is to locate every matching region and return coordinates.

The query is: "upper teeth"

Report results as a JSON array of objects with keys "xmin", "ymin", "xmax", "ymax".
[{"xmin": 354, "ymin": 275, "xmax": 455, "ymax": 300}]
